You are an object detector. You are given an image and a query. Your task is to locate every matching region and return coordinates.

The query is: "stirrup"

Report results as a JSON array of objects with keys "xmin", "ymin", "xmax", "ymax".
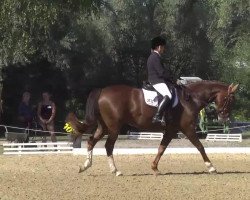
[
  {"xmin": 159, "ymin": 115, "xmax": 166, "ymax": 126},
  {"xmin": 160, "ymin": 118, "xmax": 166, "ymax": 126},
  {"xmin": 152, "ymin": 115, "xmax": 165, "ymax": 126},
  {"xmin": 152, "ymin": 115, "xmax": 160, "ymax": 123}
]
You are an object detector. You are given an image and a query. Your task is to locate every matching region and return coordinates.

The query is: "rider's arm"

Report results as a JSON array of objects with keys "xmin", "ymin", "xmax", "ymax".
[
  {"xmin": 47, "ymin": 102, "xmax": 56, "ymax": 123},
  {"xmin": 37, "ymin": 102, "xmax": 44, "ymax": 122},
  {"xmin": 152, "ymin": 56, "xmax": 165, "ymax": 77}
]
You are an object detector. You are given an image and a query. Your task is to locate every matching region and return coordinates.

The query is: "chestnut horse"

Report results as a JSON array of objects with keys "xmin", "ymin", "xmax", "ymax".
[{"xmin": 66, "ymin": 81, "xmax": 238, "ymax": 176}]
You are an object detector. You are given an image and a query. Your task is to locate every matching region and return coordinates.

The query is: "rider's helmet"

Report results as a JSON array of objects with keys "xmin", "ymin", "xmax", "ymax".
[{"xmin": 151, "ymin": 36, "xmax": 166, "ymax": 50}]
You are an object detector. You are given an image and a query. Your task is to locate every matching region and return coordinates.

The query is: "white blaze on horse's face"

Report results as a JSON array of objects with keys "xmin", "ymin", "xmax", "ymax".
[{"xmin": 215, "ymin": 83, "xmax": 238, "ymax": 122}]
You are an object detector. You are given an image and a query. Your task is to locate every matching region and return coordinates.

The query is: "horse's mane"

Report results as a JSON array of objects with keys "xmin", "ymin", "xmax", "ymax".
[
  {"xmin": 186, "ymin": 80, "xmax": 228, "ymax": 87},
  {"xmin": 179, "ymin": 80, "xmax": 228, "ymax": 102}
]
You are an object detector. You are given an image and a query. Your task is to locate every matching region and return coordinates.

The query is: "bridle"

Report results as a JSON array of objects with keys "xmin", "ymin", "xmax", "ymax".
[{"xmin": 217, "ymin": 93, "xmax": 234, "ymax": 115}]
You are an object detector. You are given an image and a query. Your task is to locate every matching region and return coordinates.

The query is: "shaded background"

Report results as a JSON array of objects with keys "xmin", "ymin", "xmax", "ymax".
[{"xmin": 0, "ymin": 0, "xmax": 249, "ymax": 133}]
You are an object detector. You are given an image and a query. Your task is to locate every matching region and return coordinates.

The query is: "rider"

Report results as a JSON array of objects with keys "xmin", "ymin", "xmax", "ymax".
[
  {"xmin": 147, "ymin": 36, "xmax": 172, "ymax": 125},
  {"xmin": 18, "ymin": 91, "xmax": 34, "ymax": 128}
]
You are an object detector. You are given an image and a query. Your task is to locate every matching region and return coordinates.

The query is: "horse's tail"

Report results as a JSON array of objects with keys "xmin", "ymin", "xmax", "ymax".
[
  {"xmin": 65, "ymin": 89, "xmax": 101, "ymax": 135},
  {"xmin": 65, "ymin": 112, "xmax": 90, "ymax": 136},
  {"xmin": 85, "ymin": 88, "xmax": 102, "ymax": 125}
]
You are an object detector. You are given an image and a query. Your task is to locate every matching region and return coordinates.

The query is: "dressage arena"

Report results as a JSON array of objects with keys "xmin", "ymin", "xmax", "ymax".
[{"xmin": 0, "ymin": 138, "xmax": 250, "ymax": 200}]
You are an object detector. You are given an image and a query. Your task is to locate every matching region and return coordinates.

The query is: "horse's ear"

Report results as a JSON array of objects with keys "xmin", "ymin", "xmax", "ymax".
[
  {"xmin": 228, "ymin": 83, "xmax": 234, "ymax": 94},
  {"xmin": 231, "ymin": 84, "xmax": 239, "ymax": 93}
]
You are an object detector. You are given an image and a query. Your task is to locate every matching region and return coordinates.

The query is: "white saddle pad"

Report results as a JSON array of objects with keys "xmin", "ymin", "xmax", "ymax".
[{"xmin": 142, "ymin": 89, "xmax": 178, "ymax": 108}]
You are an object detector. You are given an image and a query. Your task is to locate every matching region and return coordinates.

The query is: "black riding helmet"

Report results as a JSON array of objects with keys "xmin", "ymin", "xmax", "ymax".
[{"xmin": 151, "ymin": 36, "xmax": 166, "ymax": 50}]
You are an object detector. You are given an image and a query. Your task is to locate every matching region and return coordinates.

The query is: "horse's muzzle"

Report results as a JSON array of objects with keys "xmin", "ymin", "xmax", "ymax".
[{"xmin": 218, "ymin": 115, "xmax": 230, "ymax": 123}]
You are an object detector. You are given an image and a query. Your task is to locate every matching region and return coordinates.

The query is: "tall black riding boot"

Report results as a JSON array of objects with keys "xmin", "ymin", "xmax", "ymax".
[{"xmin": 152, "ymin": 96, "xmax": 171, "ymax": 125}]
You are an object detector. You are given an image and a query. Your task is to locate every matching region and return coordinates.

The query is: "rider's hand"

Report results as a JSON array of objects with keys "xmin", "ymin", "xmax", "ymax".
[{"xmin": 176, "ymin": 80, "xmax": 182, "ymax": 85}]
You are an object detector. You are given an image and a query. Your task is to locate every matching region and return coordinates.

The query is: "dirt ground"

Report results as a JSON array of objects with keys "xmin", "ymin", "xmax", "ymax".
[{"xmin": 0, "ymin": 154, "xmax": 249, "ymax": 200}]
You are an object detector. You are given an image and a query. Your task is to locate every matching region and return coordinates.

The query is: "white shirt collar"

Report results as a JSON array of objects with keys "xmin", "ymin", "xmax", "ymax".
[
  {"xmin": 153, "ymin": 50, "xmax": 160, "ymax": 55},
  {"xmin": 153, "ymin": 50, "xmax": 161, "ymax": 56}
]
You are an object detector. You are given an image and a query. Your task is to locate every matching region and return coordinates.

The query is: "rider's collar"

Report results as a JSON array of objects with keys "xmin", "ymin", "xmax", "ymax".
[{"xmin": 153, "ymin": 50, "xmax": 160, "ymax": 55}]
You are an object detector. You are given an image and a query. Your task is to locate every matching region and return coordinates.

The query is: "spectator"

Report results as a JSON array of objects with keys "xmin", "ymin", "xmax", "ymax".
[
  {"xmin": 37, "ymin": 91, "xmax": 57, "ymax": 142},
  {"xmin": 18, "ymin": 91, "xmax": 33, "ymax": 128}
]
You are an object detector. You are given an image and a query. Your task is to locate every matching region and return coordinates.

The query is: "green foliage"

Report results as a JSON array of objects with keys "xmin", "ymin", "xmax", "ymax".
[
  {"xmin": 0, "ymin": 0, "xmax": 101, "ymax": 66},
  {"xmin": 203, "ymin": 0, "xmax": 250, "ymax": 120},
  {"xmin": 0, "ymin": 0, "xmax": 250, "ymax": 122}
]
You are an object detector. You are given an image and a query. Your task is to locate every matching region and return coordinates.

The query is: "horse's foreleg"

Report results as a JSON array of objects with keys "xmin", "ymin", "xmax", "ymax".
[
  {"xmin": 105, "ymin": 133, "xmax": 122, "ymax": 176},
  {"xmin": 152, "ymin": 133, "xmax": 173, "ymax": 176},
  {"xmin": 185, "ymin": 129, "xmax": 217, "ymax": 173},
  {"xmin": 79, "ymin": 121, "xmax": 104, "ymax": 173}
]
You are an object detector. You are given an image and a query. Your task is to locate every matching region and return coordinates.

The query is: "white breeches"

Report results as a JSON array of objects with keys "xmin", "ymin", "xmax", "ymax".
[{"xmin": 153, "ymin": 83, "xmax": 172, "ymax": 99}]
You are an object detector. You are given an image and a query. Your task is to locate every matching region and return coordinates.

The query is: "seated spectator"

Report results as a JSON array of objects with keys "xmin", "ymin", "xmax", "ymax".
[
  {"xmin": 37, "ymin": 91, "xmax": 57, "ymax": 142},
  {"xmin": 18, "ymin": 91, "xmax": 33, "ymax": 128}
]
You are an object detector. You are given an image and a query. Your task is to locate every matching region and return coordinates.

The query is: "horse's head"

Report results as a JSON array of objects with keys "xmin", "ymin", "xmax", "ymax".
[{"xmin": 214, "ymin": 83, "xmax": 239, "ymax": 122}]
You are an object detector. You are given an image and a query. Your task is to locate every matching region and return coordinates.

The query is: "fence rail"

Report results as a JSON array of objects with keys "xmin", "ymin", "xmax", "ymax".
[
  {"xmin": 128, "ymin": 132, "xmax": 163, "ymax": 140},
  {"xmin": 205, "ymin": 134, "xmax": 242, "ymax": 142},
  {"xmin": 3, "ymin": 142, "xmax": 73, "ymax": 155}
]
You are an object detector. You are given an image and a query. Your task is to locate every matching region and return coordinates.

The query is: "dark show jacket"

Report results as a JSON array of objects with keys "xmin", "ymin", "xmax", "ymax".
[{"xmin": 147, "ymin": 51, "xmax": 170, "ymax": 84}]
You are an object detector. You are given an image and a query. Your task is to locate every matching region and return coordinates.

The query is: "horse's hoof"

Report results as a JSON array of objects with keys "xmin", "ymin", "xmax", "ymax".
[
  {"xmin": 79, "ymin": 166, "xmax": 86, "ymax": 173},
  {"xmin": 154, "ymin": 170, "xmax": 161, "ymax": 176},
  {"xmin": 209, "ymin": 169, "xmax": 217, "ymax": 174},
  {"xmin": 116, "ymin": 171, "xmax": 123, "ymax": 176},
  {"xmin": 79, "ymin": 159, "xmax": 92, "ymax": 173}
]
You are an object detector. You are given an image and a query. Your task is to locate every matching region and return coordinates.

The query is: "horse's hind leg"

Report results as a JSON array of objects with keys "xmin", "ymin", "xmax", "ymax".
[
  {"xmin": 105, "ymin": 132, "xmax": 122, "ymax": 176},
  {"xmin": 79, "ymin": 121, "xmax": 105, "ymax": 173},
  {"xmin": 184, "ymin": 129, "xmax": 217, "ymax": 173},
  {"xmin": 152, "ymin": 131, "xmax": 175, "ymax": 176}
]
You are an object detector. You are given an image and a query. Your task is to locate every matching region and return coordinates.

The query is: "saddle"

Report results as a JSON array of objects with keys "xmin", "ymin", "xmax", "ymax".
[
  {"xmin": 143, "ymin": 81, "xmax": 176, "ymax": 101},
  {"xmin": 142, "ymin": 81, "xmax": 155, "ymax": 91},
  {"xmin": 142, "ymin": 82, "xmax": 178, "ymax": 123},
  {"xmin": 142, "ymin": 81, "xmax": 178, "ymax": 108}
]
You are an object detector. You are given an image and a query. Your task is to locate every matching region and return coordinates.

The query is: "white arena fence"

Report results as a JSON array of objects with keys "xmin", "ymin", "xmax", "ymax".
[
  {"xmin": 127, "ymin": 123, "xmax": 250, "ymax": 142},
  {"xmin": 1, "ymin": 124, "xmax": 250, "ymax": 155},
  {"xmin": 206, "ymin": 134, "xmax": 242, "ymax": 142},
  {"xmin": 128, "ymin": 132, "xmax": 163, "ymax": 140},
  {"xmin": 3, "ymin": 142, "xmax": 73, "ymax": 155},
  {"xmin": 1, "ymin": 124, "xmax": 77, "ymax": 155}
]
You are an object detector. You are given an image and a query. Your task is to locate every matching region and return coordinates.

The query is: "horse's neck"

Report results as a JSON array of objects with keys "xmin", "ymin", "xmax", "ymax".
[{"xmin": 188, "ymin": 82, "xmax": 226, "ymax": 110}]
